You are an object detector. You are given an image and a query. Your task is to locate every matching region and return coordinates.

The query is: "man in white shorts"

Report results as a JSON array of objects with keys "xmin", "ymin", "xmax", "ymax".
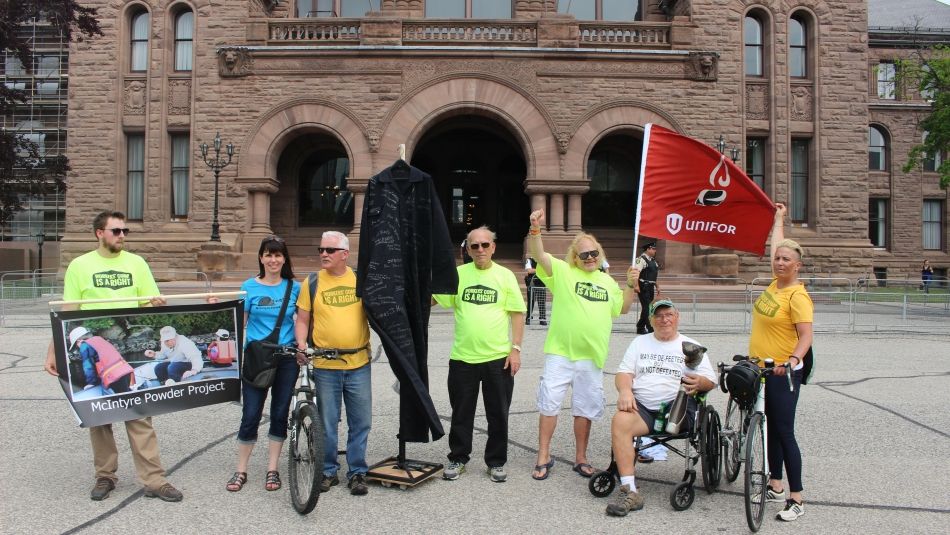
[{"xmin": 606, "ymin": 299, "xmax": 717, "ymax": 516}]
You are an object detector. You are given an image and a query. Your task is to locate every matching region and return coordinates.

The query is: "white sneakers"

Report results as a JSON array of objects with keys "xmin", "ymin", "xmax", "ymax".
[{"xmin": 776, "ymin": 500, "xmax": 804, "ymax": 521}]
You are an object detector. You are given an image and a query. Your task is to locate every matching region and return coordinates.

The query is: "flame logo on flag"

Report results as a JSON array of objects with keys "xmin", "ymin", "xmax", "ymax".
[
  {"xmin": 666, "ymin": 213, "xmax": 683, "ymax": 235},
  {"xmin": 709, "ymin": 155, "xmax": 731, "ymax": 187}
]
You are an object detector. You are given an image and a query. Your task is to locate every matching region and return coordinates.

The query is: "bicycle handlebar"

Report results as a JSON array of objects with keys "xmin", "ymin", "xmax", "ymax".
[
  {"xmin": 256, "ymin": 342, "xmax": 341, "ymax": 359},
  {"xmin": 718, "ymin": 355, "xmax": 794, "ymax": 393}
]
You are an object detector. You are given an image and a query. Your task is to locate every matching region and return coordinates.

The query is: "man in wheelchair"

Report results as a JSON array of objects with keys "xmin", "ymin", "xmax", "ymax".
[{"xmin": 606, "ymin": 299, "xmax": 718, "ymax": 516}]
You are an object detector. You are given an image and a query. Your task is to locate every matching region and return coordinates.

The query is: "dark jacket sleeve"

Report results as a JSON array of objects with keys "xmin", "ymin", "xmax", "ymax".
[
  {"xmin": 427, "ymin": 178, "xmax": 459, "ymax": 295},
  {"xmin": 355, "ymin": 177, "xmax": 375, "ymax": 298}
]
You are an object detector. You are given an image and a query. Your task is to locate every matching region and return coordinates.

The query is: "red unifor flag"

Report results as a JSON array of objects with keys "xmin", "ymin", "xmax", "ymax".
[{"xmin": 635, "ymin": 124, "xmax": 776, "ymax": 255}]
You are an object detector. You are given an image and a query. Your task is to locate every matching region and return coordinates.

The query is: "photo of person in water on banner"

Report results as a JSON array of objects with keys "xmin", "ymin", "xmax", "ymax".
[{"xmin": 50, "ymin": 300, "xmax": 244, "ymax": 428}]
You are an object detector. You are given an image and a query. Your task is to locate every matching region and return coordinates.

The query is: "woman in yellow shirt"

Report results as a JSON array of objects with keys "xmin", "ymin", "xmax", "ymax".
[{"xmin": 749, "ymin": 202, "xmax": 813, "ymax": 522}]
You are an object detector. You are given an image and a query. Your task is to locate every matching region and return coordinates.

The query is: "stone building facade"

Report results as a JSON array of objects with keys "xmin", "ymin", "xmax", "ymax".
[{"xmin": 57, "ymin": 0, "xmax": 940, "ymax": 281}]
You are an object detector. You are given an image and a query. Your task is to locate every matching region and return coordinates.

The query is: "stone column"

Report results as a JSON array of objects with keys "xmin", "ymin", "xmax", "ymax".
[
  {"xmin": 234, "ymin": 176, "xmax": 279, "ymax": 249},
  {"xmin": 352, "ymin": 192, "xmax": 365, "ymax": 231},
  {"xmin": 567, "ymin": 194, "xmax": 582, "ymax": 231},
  {"xmin": 249, "ymin": 190, "xmax": 271, "ymax": 233},
  {"xmin": 530, "ymin": 193, "xmax": 546, "ymax": 229},
  {"xmin": 549, "ymin": 193, "xmax": 565, "ymax": 232}
]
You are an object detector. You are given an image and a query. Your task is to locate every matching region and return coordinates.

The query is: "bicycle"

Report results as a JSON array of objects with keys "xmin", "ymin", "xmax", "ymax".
[
  {"xmin": 718, "ymin": 356, "xmax": 793, "ymax": 532},
  {"xmin": 258, "ymin": 343, "xmax": 340, "ymax": 515}
]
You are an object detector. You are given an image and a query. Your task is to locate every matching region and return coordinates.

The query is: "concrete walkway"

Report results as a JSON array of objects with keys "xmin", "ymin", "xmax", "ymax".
[{"xmin": 1, "ymin": 314, "xmax": 948, "ymax": 534}]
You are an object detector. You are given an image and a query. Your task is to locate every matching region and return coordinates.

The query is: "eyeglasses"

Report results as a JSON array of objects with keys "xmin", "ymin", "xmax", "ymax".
[
  {"xmin": 653, "ymin": 312, "xmax": 676, "ymax": 320},
  {"xmin": 577, "ymin": 250, "xmax": 600, "ymax": 260},
  {"xmin": 318, "ymin": 247, "xmax": 346, "ymax": 254},
  {"xmin": 468, "ymin": 242, "xmax": 492, "ymax": 250},
  {"xmin": 102, "ymin": 228, "xmax": 131, "ymax": 236}
]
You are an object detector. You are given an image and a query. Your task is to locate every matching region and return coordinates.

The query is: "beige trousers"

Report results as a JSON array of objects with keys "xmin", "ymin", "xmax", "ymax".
[{"xmin": 89, "ymin": 417, "xmax": 167, "ymax": 490}]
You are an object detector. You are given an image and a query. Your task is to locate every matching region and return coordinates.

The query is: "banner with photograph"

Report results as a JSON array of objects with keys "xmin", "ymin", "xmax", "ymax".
[{"xmin": 50, "ymin": 300, "xmax": 244, "ymax": 428}]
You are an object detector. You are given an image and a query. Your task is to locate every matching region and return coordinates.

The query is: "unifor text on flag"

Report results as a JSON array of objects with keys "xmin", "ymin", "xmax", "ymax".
[{"xmin": 635, "ymin": 124, "xmax": 776, "ymax": 255}]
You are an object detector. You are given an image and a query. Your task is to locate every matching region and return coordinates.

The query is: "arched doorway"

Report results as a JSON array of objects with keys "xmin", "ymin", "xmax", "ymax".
[
  {"xmin": 271, "ymin": 133, "xmax": 353, "ymax": 239},
  {"xmin": 412, "ymin": 115, "xmax": 529, "ymax": 255},
  {"xmin": 583, "ymin": 131, "xmax": 643, "ymax": 229}
]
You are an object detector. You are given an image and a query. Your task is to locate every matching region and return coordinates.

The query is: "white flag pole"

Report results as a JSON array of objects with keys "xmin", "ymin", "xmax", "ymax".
[{"xmin": 632, "ymin": 123, "xmax": 653, "ymax": 264}]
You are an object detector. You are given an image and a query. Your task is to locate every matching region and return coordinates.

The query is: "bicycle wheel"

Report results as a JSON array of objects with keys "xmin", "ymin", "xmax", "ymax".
[
  {"xmin": 722, "ymin": 397, "xmax": 743, "ymax": 482},
  {"xmin": 701, "ymin": 407, "xmax": 722, "ymax": 493},
  {"xmin": 288, "ymin": 403, "xmax": 325, "ymax": 515},
  {"xmin": 743, "ymin": 413, "xmax": 766, "ymax": 532}
]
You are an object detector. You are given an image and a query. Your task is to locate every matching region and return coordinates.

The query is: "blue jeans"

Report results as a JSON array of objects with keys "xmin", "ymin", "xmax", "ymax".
[
  {"xmin": 238, "ymin": 356, "xmax": 299, "ymax": 443},
  {"xmin": 155, "ymin": 361, "xmax": 192, "ymax": 383},
  {"xmin": 314, "ymin": 364, "xmax": 372, "ymax": 479}
]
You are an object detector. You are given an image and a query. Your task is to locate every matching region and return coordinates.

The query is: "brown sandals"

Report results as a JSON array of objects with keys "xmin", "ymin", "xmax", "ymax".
[
  {"xmin": 265, "ymin": 470, "xmax": 281, "ymax": 491},
  {"xmin": 226, "ymin": 472, "xmax": 247, "ymax": 492}
]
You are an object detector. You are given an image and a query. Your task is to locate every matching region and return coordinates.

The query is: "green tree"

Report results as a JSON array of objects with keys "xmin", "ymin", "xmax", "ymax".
[
  {"xmin": 0, "ymin": 1, "xmax": 101, "ymax": 226},
  {"xmin": 901, "ymin": 45, "xmax": 950, "ymax": 189}
]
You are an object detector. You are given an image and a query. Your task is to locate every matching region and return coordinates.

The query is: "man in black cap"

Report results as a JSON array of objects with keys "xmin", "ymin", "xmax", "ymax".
[{"xmin": 634, "ymin": 242, "xmax": 660, "ymax": 334}]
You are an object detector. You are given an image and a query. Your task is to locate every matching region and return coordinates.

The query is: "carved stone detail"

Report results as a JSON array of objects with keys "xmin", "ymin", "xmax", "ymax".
[
  {"xmin": 555, "ymin": 131, "xmax": 571, "ymax": 154},
  {"xmin": 218, "ymin": 47, "xmax": 253, "ymax": 77},
  {"xmin": 746, "ymin": 83, "xmax": 769, "ymax": 120},
  {"xmin": 367, "ymin": 129, "xmax": 381, "ymax": 153},
  {"xmin": 790, "ymin": 85, "xmax": 813, "ymax": 121},
  {"xmin": 168, "ymin": 79, "xmax": 191, "ymax": 115},
  {"xmin": 686, "ymin": 52, "xmax": 718, "ymax": 81},
  {"xmin": 124, "ymin": 80, "xmax": 146, "ymax": 114}
]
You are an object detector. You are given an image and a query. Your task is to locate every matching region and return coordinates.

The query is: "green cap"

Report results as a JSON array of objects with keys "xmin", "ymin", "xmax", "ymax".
[{"xmin": 649, "ymin": 299, "xmax": 676, "ymax": 317}]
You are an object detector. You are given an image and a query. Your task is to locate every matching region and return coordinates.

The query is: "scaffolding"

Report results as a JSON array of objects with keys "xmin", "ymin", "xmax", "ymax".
[{"xmin": 1, "ymin": 17, "xmax": 69, "ymax": 242}]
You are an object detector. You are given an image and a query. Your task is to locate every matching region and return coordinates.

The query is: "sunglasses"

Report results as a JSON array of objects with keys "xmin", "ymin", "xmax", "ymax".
[
  {"xmin": 577, "ymin": 250, "xmax": 600, "ymax": 260},
  {"xmin": 318, "ymin": 247, "xmax": 346, "ymax": 254},
  {"xmin": 468, "ymin": 242, "xmax": 492, "ymax": 250},
  {"xmin": 103, "ymin": 228, "xmax": 131, "ymax": 236},
  {"xmin": 263, "ymin": 235, "xmax": 285, "ymax": 243}
]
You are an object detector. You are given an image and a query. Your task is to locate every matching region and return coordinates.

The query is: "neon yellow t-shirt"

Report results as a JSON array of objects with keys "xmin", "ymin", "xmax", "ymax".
[
  {"xmin": 433, "ymin": 262, "xmax": 526, "ymax": 364},
  {"xmin": 296, "ymin": 268, "xmax": 370, "ymax": 370},
  {"xmin": 749, "ymin": 279, "xmax": 813, "ymax": 365},
  {"xmin": 536, "ymin": 256, "xmax": 623, "ymax": 369},
  {"xmin": 62, "ymin": 250, "xmax": 160, "ymax": 310}
]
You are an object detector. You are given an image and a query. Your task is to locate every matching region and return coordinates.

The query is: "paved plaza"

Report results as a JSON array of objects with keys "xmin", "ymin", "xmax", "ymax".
[{"xmin": 1, "ymin": 311, "xmax": 948, "ymax": 534}]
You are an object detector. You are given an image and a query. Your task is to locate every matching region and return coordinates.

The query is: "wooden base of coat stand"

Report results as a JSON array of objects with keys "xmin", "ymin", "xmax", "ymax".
[{"xmin": 366, "ymin": 440, "xmax": 443, "ymax": 490}]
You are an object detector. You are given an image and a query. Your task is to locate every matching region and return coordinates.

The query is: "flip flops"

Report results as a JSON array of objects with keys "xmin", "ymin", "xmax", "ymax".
[
  {"xmin": 532, "ymin": 459, "xmax": 555, "ymax": 480},
  {"xmin": 572, "ymin": 463, "xmax": 595, "ymax": 478}
]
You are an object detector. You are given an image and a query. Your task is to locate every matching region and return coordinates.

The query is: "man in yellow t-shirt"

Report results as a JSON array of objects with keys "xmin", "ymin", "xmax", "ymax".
[
  {"xmin": 433, "ymin": 226, "xmax": 526, "ymax": 483},
  {"xmin": 294, "ymin": 231, "xmax": 372, "ymax": 496},
  {"xmin": 43, "ymin": 211, "xmax": 182, "ymax": 503}
]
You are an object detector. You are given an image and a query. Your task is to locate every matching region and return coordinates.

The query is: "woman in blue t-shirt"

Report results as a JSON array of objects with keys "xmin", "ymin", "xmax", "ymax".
[{"xmin": 226, "ymin": 236, "xmax": 301, "ymax": 493}]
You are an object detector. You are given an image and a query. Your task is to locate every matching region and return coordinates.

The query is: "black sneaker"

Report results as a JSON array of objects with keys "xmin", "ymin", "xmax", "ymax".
[
  {"xmin": 319, "ymin": 474, "xmax": 339, "ymax": 493},
  {"xmin": 539, "ymin": 320, "xmax": 547, "ymax": 326},
  {"xmin": 90, "ymin": 477, "xmax": 115, "ymax": 501},
  {"xmin": 348, "ymin": 474, "xmax": 369, "ymax": 496}
]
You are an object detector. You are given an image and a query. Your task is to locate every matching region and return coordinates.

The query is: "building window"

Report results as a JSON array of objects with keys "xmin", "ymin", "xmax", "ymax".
[
  {"xmin": 744, "ymin": 15, "xmax": 764, "ymax": 76},
  {"xmin": 426, "ymin": 0, "xmax": 513, "ymax": 18},
  {"xmin": 558, "ymin": 1, "xmax": 641, "ymax": 21},
  {"xmin": 789, "ymin": 16, "xmax": 807, "ymax": 78},
  {"xmin": 869, "ymin": 198, "xmax": 887, "ymax": 248},
  {"xmin": 790, "ymin": 138, "xmax": 809, "ymax": 223},
  {"xmin": 171, "ymin": 134, "xmax": 190, "ymax": 218},
  {"xmin": 583, "ymin": 134, "xmax": 640, "ymax": 227},
  {"xmin": 298, "ymin": 149, "xmax": 353, "ymax": 226},
  {"xmin": 922, "ymin": 200, "xmax": 943, "ymax": 250},
  {"xmin": 869, "ymin": 126, "xmax": 887, "ymax": 171},
  {"xmin": 130, "ymin": 11, "xmax": 149, "ymax": 72},
  {"xmin": 297, "ymin": 0, "xmax": 380, "ymax": 17},
  {"xmin": 174, "ymin": 10, "xmax": 193, "ymax": 71},
  {"xmin": 127, "ymin": 134, "xmax": 145, "ymax": 220},
  {"xmin": 921, "ymin": 64, "xmax": 936, "ymax": 101},
  {"xmin": 923, "ymin": 131, "xmax": 943, "ymax": 172},
  {"xmin": 876, "ymin": 62, "xmax": 896, "ymax": 100},
  {"xmin": 746, "ymin": 137, "xmax": 766, "ymax": 190}
]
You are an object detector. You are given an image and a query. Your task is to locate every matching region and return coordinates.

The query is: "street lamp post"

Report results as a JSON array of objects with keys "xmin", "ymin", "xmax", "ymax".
[
  {"xmin": 716, "ymin": 135, "xmax": 742, "ymax": 164},
  {"xmin": 200, "ymin": 132, "xmax": 234, "ymax": 242},
  {"xmin": 36, "ymin": 232, "xmax": 44, "ymax": 273}
]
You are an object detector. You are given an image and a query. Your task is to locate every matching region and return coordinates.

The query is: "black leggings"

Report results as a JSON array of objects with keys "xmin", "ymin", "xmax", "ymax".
[{"xmin": 764, "ymin": 371, "xmax": 803, "ymax": 492}]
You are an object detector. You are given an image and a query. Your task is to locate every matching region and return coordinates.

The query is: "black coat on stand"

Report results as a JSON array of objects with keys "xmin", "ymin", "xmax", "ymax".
[{"xmin": 356, "ymin": 161, "xmax": 458, "ymax": 442}]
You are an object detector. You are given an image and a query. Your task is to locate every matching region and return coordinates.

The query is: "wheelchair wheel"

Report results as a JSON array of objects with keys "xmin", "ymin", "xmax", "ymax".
[
  {"xmin": 288, "ymin": 403, "xmax": 325, "ymax": 515},
  {"xmin": 701, "ymin": 407, "xmax": 722, "ymax": 493},
  {"xmin": 670, "ymin": 481, "xmax": 695, "ymax": 511},
  {"xmin": 588, "ymin": 470, "xmax": 616, "ymax": 498},
  {"xmin": 722, "ymin": 397, "xmax": 743, "ymax": 483},
  {"xmin": 743, "ymin": 413, "xmax": 766, "ymax": 532}
]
